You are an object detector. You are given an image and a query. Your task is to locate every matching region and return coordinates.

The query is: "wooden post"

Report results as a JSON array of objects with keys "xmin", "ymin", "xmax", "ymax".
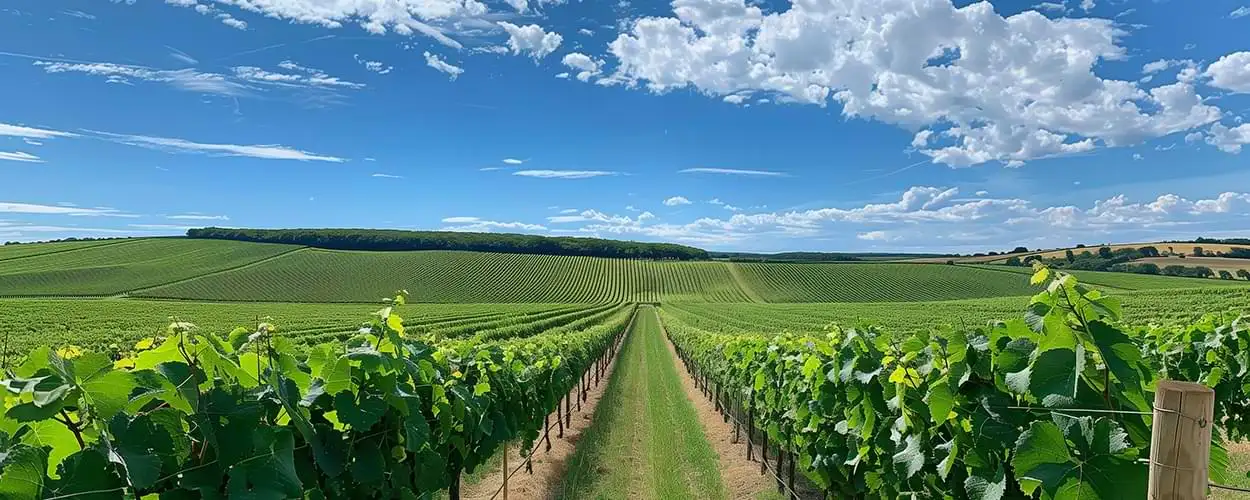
[
  {"xmin": 502, "ymin": 448, "xmax": 509, "ymax": 500},
  {"xmin": 1148, "ymin": 380, "xmax": 1215, "ymax": 500}
]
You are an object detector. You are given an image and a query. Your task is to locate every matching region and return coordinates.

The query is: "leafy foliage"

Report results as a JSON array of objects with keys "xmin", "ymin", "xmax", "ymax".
[
  {"xmin": 0, "ymin": 292, "xmax": 630, "ymax": 498},
  {"xmin": 666, "ymin": 266, "xmax": 1245, "ymax": 499}
]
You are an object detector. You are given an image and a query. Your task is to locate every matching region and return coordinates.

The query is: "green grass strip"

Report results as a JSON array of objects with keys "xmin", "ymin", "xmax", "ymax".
[{"xmin": 556, "ymin": 306, "xmax": 726, "ymax": 499}]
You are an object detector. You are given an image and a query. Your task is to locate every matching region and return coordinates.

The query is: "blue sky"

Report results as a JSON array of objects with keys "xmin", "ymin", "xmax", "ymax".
[{"xmin": 1, "ymin": 0, "xmax": 1249, "ymax": 253}]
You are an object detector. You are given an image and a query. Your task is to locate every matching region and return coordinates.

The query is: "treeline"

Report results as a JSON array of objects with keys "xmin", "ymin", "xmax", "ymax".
[
  {"xmin": 1004, "ymin": 245, "xmax": 1250, "ymax": 280},
  {"xmin": 186, "ymin": 228, "xmax": 710, "ymax": 260}
]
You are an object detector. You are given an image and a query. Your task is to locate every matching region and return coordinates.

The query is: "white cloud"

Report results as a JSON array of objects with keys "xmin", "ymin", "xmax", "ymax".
[
  {"xmin": 371, "ymin": 173, "xmax": 404, "ymax": 178},
  {"xmin": 498, "ymin": 22, "xmax": 563, "ymax": 60},
  {"xmin": 354, "ymin": 54, "xmax": 393, "ymax": 74},
  {"xmin": 1132, "ymin": 153, "xmax": 1144, "ymax": 160},
  {"xmin": 424, "ymin": 51, "xmax": 464, "ymax": 79},
  {"xmin": 857, "ymin": 230, "xmax": 897, "ymax": 241},
  {"xmin": 35, "ymin": 59, "xmax": 362, "ymax": 97},
  {"xmin": 555, "ymin": 72, "xmax": 570, "ymax": 79},
  {"xmin": 1033, "ymin": 2, "xmax": 1066, "ymax": 14},
  {"xmin": 90, "ymin": 131, "xmax": 346, "ymax": 162},
  {"xmin": 602, "ymin": 0, "xmax": 1224, "ymax": 167},
  {"xmin": 233, "ymin": 63, "xmax": 364, "ymax": 89},
  {"xmin": 441, "ymin": 216, "xmax": 546, "ymax": 232},
  {"xmin": 23, "ymin": 139, "xmax": 43, "ymax": 146},
  {"xmin": 0, "ymin": 122, "xmax": 78, "ymax": 139},
  {"xmin": 60, "ymin": 9, "xmax": 97, "ymax": 20},
  {"xmin": 975, "ymin": 190, "xmax": 990, "ymax": 196},
  {"xmin": 1079, "ymin": 0, "xmax": 1094, "ymax": 12},
  {"xmin": 1141, "ymin": 58, "xmax": 1194, "ymax": 75},
  {"xmin": 503, "ymin": 158, "xmax": 525, "ymax": 165},
  {"xmin": 559, "ymin": 208, "xmax": 579, "ymax": 214},
  {"xmin": 1231, "ymin": 6, "xmax": 1250, "ymax": 19},
  {"xmin": 1204, "ymin": 123, "xmax": 1250, "ymax": 153},
  {"xmin": 0, "ymin": 202, "xmax": 131, "ymax": 217},
  {"xmin": 1203, "ymin": 52, "xmax": 1250, "ymax": 93},
  {"xmin": 167, "ymin": 214, "xmax": 229, "ymax": 221},
  {"xmin": 679, "ymin": 167, "xmax": 786, "ymax": 177},
  {"xmin": 513, "ymin": 169, "xmax": 618, "ymax": 179},
  {"xmin": 578, "ymin": 28, "xmax": 595, "ymax": 36},
  {"xmin": 0, "ymin": 151, "xmax": 42, "ymax": 163},
  {"xmin": 218, "ymin": 13, "xmax": 247, "ymax": 29},
  {"xmin": 561, "ymin": 52, "xmax": 603, "ymax": 82},
  {"xmin": 664, "ymin": 196, "xmax": 692, "ymax": 206},
  {"xmin": 167, "ymin": 46, "xmax": 198, "ymax": 65}
]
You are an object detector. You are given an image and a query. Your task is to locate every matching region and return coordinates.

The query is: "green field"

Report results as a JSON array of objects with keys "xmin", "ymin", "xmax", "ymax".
[
  {"xmin": 3, "ymin": 238, "xmax": 1245, "ymax": 303},
  {"xmin": 0, "ymin": 238, "xmax": 299, "ymax": 296}
]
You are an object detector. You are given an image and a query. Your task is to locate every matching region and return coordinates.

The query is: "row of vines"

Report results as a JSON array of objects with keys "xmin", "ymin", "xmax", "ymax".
[
  {"xmin": 0, "ymin": 292, "xmax": 634, "ymax": 498},
  {"xmin": 667, "ymin": 267, "xmax": 1250, "ymax": 499}
]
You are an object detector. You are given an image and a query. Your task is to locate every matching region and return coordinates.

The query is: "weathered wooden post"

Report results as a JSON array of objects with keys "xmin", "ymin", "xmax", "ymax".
[
  {"xmin": 1148, "ymin": 380, "xmax": 1215, "ymax": 500},
  {"xmin": 502, "ymin": 448, "xmax": 509, "ymax": 500}
]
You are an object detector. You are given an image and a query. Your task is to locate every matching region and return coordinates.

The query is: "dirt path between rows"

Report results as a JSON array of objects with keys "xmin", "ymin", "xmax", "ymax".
[
  {"xmin": 659, "ymin": 319, "xmax": 777, "ymax": 499},
  {"xmin": 461, "ymin": 330, "xmax": 628, "ymax": 500}
]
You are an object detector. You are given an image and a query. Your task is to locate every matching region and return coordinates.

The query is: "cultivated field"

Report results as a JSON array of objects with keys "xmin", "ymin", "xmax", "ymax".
[{"xmin": 1, "ymin": 236, "xmax": 1247, "ymax": 499}]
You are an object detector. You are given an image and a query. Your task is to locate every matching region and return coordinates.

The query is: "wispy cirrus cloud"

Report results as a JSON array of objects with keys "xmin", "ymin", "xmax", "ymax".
[
  {"xmin": 678, "ymin": 168, "xmax": 788, "ymax": 177},
  {"xmin": 29, "ymin": 57, "xmax": 362, "ymax": 99},
  {"xmin": 440, "ymin": 216, "xmax": 546, "ymax": 232},
  {"xmin": 89, "ymin": 131, "xmax": 347, "ymax": 162},
  {"xmin": 0, "ymin": 202, "xmax": 135, "ymax": 217},
  {"xmin": 371, "ymin": 173, "xmax": 404, "ymax": 179},
  {"xmin": 166, "ymin": 214, "xmax": 230, "ymax": 221},
  {"xmin": 0, "ymin": 122, "xmax": 78, "ymax": 139},
  {"xmin": 0, "ymin": 151, "xmax": 42, "ymax": 163},
  {"xmin": 513, "ymin": 169, "xmax": 618, "ymax": 179},
  {"xmin": 503, "ymin": 158, "xmax": 525, "ymax": 165}
]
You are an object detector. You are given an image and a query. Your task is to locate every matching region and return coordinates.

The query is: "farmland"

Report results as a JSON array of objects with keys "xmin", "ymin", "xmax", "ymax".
[{"xmin": 1, "ymin": 236, "xmax": 1248, "ymax": 499}]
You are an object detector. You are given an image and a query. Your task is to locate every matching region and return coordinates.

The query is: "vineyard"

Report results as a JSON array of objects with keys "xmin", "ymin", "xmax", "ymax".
[{"xmin": 1, "ymin": 236, "xmax": 1249, "ymax": 499}]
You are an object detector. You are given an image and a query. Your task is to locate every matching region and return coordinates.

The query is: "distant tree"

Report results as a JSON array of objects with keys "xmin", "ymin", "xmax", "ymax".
[
  {"xmin": 1218, "ymin": 270, "xmax": 1234, "ymax": 280},
  {"xmin": 1011, "ymin": 246, "xmax": 1029, "ymax": 254},
  {"xmin": 946, "ymin": 260, "xmax": 955, "ymax": 265},
  {"xmin": 1005, "ymin": 256, "xmax": 1023, "ymax": 266},
  {"xmin": 1065, "ymin": 249, "xmax": 1075, "ymax": 263},
  {"xmin": 1075, "ymin": 244, "xmax": 1086, "ymax": 248},
  {"xmin": 1162, "ymin": 265, "xmax": 1187, "ymax": 276},
  {"xmin": 1226, "ymin": 248, "xmax": 1250, "ymax": 259},
  {"xmin": 1137, "ymin": 246, "xmax": 1160, "ymax": 258},
  {"xmin": 1024, "ymin": 255, "xmax": 1042, "ymax": 265},
  {"xmin": 972, "ymin": 253, "xmax": 985, "ymax": 257},
  {"xmin": 1098, "ymin": 246, "xmax": 1113, "ymax": 259},
  {"xmin": 1238, "ymin": 269, "xmax": 1250, "ymax": 280},
  {"xmin": 1194, "ymin": 266, "xmax": 1215, "ymax": 278},
  {"xmin": 1168, "ymin": 246, "xmax": 1175, "ymax": 255},
  {"xmin": 1134, "ymin": 263, "xmax": 1161, "ymax": 275},
  {"xmin": 1193, "ymin": 246, "xmax": 1205, "ymax": 257},
  {"xmin": 988, "ymin": 251, "xmax": 999, "ymax": 256}
]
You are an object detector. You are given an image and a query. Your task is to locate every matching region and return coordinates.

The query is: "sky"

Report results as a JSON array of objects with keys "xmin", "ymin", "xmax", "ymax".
[{"xmin": 1, "ymin": 0, "xmax": 1249, "ymax": 253}]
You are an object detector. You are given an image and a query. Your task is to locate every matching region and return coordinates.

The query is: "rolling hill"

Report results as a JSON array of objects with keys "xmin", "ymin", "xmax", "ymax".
[{"xmin": 3, "ymin": 237, "xmax": 1244, "ymax": 303}]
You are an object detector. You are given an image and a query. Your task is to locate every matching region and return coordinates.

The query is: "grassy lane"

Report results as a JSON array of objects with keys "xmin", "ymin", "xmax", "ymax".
[{"xmin": 556, "ymin": 306, "xmax": 726, "ymax": 499}]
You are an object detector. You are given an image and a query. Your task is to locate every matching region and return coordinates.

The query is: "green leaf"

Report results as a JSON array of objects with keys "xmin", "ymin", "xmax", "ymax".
[
  {"xmin": 964, "ymin": 465, "xmax": 1006, "ymax": 500},
  {"xmin": 319, "ymin": 356, "xmax": 353, "ymax": 396},
  {"xmin": 928, "ymin": 376, "xmax": 955, "ymax": 425},
  {"xmin": 1012, "ymin": 421, "xmax": 1073, "ymax": 496},
  {"xmin": 227, "ymin": 428, "xmax": 303, "ymax": 499},
  {"xmin": 0, "ymin": 445, "xmax": 47, "ymax": 499},
  {"xmin": 1030, "ymin": 267, "xmax": 1050, "ymax": 285},
  {"xmin": 1028, "ymin": 345, "xmax": 1083, "ymax": 407},
  {"xmin": 21, "ymin": 420, "xmax": 82, "ymax": 479},
  {"xmin": 334, "ymin": 392, "xmax": 386, "ymax": 429},
  {"xmin": 474, "ymin": 381, "xmax": 491, "ymax": 396},
  {"xmin": 73, "ymin": 353, "xmax": 136, "ymax": 420},
  {"xmin": 47, "ymin": 449, "xmax": 123, "ymax": 498},
  {"xmin": 892, "ymin": 434, "xmax": 925, "ymax": 479}
]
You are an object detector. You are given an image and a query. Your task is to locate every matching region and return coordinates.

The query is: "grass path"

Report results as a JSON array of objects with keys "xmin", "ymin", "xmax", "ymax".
[{"xmin": 555, "ymin": 306, "xmax": 726, "ymax": 499}]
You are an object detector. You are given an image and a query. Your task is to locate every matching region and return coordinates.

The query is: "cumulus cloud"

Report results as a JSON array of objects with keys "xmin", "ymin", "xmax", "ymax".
[
  {"xmin": 513, "ymin": 169, "xmax": 618, "ymax": 179},
  {"xmin": 602, "ymin": 0, "xmax": 1224, "ymax": 167},
  {"xmin": 679, "ymin": 167, "xmax": 786, "ymax": 177},
  {"xmin": 499, "ymin": 22, "xmax": 563, "ymax": 60},
  {"xmin": 354, "ymin": 54, "xmax": 393, "ymax": 74},
  {"xmin": 1203, "ymin": 52, "xmax": 1250, "ymax": 93},
  {"xmin": 424, "ymin": 51, "xmax": 464, "ymax": 79},
  {"xmin": 561, "ymin": 52, "xmax": 604, "ymax": 82},
  {"xmin": 1231, "ymin": 6, "xmax": 1250, "ymax": 19},
  {"xmin": 664, "ymin": 196, "xmax": 692, "ymax": 206},
  {"xmin": 1204, "ymin": 123, "xmax": 1250, "ymax": 153}
]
